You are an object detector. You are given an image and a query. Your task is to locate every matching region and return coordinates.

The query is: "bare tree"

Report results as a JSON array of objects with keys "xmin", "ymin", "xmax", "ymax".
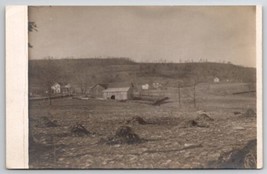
[
  {"xmin": 76, "ymin": 72, "xmax": 91, "ymax": 95},
  {"xmin": 180, "ymin": 74, "xmax": 201, "ymax": 108},
  {"xmin": 28, "ymin": 21, "xmax": 37, "ymax": 146},
  {"xmin": 39, "ymin": 57, "xmax": 61, "ymax": 105},
  {"xmin": 246, "ymin": 82, "xmax": 256, "ymax": 92},
  {"xmin": 28, "ymin": 21, "xmax": 37, "ymax": 48}
]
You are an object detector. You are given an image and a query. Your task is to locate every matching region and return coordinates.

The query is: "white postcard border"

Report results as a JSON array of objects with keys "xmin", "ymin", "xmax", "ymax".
[
  {"xmin": 5, "ymin": 5, "xmax": 263, "ymax": 169},
  {"xmin": 6, "ymin": 6, "xmax": 28, "ymax": 169}
]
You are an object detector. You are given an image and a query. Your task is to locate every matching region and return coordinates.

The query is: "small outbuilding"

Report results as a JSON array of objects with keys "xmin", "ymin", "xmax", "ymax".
[
  {"xmin": 90, "ymin": 84, "xmax": 108, "ymax": 98},
  {"xmin": 61, "ymin": 83, "xmax": 72, "ymax": 94},
  {"xmin": 141, "ymin": 84, "xmax": 149, "ymax": 90}
]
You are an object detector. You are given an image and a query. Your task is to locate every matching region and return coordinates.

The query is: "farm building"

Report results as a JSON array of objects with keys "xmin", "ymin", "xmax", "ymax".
[
  {"xmin": 103, "ymin": 87, "xmax": 133, "ymax": 100},
  {"xmin": 61, "ymin": 83, "xmax": 72, "ymax": 94},
  {"xmin": 89, "ymin": 84, "xmax": 108, "ymax": 98},
  {"xmin": 214, "ymin": 77, "xmax": 220, "ymax": 83},
  {"xmin": 103, "ymin": 82, "xmax": 135, "ymax": 100},
  {"xmin": 152, "ymin": 82, "xmax": 162, "ymax": 89},
  {"xmin": 51, "ymin": 83, "xmax": 61, "ymax": 94},
  {"xmin": 142, "ymin": 84, "xmax": 149, "ymax": 90},
  {"xmin": 51, "ymin": 82, "xmax": 72, "ymax": 94}
]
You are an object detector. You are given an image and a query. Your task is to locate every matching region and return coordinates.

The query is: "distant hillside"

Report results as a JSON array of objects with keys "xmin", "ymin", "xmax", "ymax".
[{"xmin": 29, "ymin": 58, "xmax": 256, "ymax": 92}]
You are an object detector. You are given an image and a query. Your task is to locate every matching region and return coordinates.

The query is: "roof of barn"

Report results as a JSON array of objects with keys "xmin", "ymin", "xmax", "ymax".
[
  {"xmin": 108, "ymin": 82, "xmax": 134, "ymax": 88},
  {"xmin": 91, "ymin": 83, "xmax": 108, "ymax": 89},
  {"xmin": 103, "ymin": 87, "xmax": 131, "ymax": 92}
]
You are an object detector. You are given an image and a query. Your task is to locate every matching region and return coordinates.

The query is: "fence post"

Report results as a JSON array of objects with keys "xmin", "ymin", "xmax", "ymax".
[
  {"xmin": 50, "ymin": 112, "xmax": 56, "ymax": 163},
  {"xmin": 193, "ymin": 81, "xmax": 196, "ymax": 108}
]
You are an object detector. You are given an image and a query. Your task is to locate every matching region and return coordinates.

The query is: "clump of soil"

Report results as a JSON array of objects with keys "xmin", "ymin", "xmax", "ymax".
[
  {"xmin": 70, "ymin": 123, "xmax": 90, "ymax": 136},
  {"xmin": 126, "ymin": 116, "xmax": 148, "ymax": 125},
  {"xmin": 234, "ymin": 111, "xmax": 241, "ymax": 115},
  {"xmin": 152, "ymin": 97, "xmax": 169, "ymax": 106},
  {"xmin": 38, "ymin": 116, "xmax": 58, "ymax": 128},
  {"xmin": 196, "ymin": 113, "xmax": 214, "ymax": 122},
  {"xmin": 105, "ymin": 126, "xmax": 142, "ymax": 145},
  {"xmin": 242, "ymin": 109, "xmax": 256, "ymax": 117},
  {"xmin": 208, "ymin": 139, "xmax": 257, "ymax": 168},
  {"xmin": 180, "ymin": 120, "xmax": 209, "ymax": 128},
  {"xmin": 179, "ymin": 113, "xmax": 213, "ymax": 128}
]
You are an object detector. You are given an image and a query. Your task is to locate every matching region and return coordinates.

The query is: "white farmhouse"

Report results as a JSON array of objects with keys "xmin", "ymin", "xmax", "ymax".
[
  {"xmin": 214, "ymin": 77, "xmax": 220, "ymax": 83},
  {"xmin": 51, "ymin": 82, "xmax": 61, "ymax": 94}
]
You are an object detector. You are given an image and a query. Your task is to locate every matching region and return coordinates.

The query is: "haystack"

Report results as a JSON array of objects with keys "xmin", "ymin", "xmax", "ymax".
[
  {"xmin": 208, "ymin": 139, "xmax": 257, "ymax": 168},
  {"xmin": 196, "ymin": 113, "xmax": 214, "ymax": 122},
  {"xmin": 126, "ymin": 116, "xmax": 148, "ymax": 125},
  {"xmin": 106, "ymin": 126, "xmax": 141, "ymax": 145},
  {"xmin": 38, "ymin": 116, "xmax": 58, "ymax": 127},
  {"xmin": 243, "ymin": 109, "xmax": 256, "ymax": 117},
  {"xmin": 179, "ymin": 113, "xmax": 213, "ymax": 128},
  {"xmin": 71, "ymin": 123, "xmax": 90, "ymax": 136},
  {"xmin": 180, "ymin": 120, "xmax": 209, "ymax": 128}
]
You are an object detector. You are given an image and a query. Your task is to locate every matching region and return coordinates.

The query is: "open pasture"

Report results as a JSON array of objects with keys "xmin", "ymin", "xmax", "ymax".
[{"xmin": 29, "ymin": 83, "xmax": 256, "ymax": 169}]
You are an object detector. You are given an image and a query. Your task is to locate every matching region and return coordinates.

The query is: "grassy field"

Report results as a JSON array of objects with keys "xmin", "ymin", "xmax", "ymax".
[{"xmin": 29, "ymin": 83, "xmax": 257, "ymax": 169}]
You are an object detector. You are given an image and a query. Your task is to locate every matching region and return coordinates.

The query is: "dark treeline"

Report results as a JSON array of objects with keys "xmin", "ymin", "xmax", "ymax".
[
  {"xmin": 29, "ymin": 58, "xmax": 256, "ymax": 91},
  {"xmin": 138, "ymin": 62, "xmax": 256, "ymax": 83}
]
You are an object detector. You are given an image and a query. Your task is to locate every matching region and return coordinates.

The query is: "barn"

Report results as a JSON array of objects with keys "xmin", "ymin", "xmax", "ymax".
[
  {"xmin": 89, "ymin": 84, "xmax": 108, "ymax": 98},
  {"xmin": 103, "ymin": 82, "xmax": 134, "ymax": 100}
]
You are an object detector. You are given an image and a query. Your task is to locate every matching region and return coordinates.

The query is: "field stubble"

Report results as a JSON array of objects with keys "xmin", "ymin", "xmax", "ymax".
[{"xmin": 29, "ymin": 91, "xmax": 256, "ymax": 169}]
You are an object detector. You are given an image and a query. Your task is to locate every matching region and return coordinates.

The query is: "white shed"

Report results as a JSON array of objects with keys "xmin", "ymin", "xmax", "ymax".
[{"xmin": 141, "ymin": 84, "xmax": 149, "ymax": 90}]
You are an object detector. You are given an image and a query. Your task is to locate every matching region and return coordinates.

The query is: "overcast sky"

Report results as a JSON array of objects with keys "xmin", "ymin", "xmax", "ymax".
[{"xmin": 28, "ymin": 6, "xmax": 256, "ymax": 67}]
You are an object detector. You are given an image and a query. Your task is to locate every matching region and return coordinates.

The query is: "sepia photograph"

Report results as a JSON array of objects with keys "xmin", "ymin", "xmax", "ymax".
[{"xmin": 25, "ymin": 6, "xmax": 261, "ymax": 169}]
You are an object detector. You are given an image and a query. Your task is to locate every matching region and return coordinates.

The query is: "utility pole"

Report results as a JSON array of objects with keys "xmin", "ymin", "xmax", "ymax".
[{"xmin": 178, "ymin": 82, "xmax": 181, "ymax": 107}]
